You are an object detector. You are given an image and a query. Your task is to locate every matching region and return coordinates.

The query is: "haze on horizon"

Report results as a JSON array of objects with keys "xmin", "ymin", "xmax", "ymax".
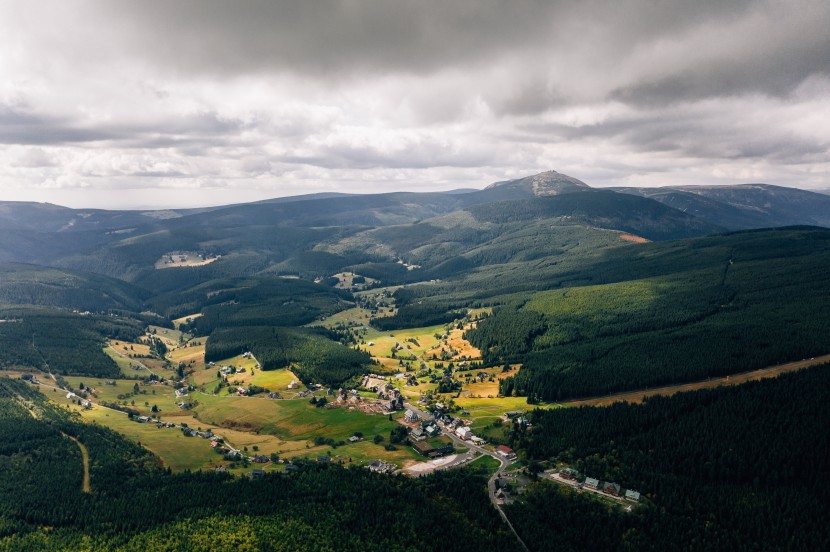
[{"xmin": 1, "ymin": 0, "xmax": 829, "ymax": 210}]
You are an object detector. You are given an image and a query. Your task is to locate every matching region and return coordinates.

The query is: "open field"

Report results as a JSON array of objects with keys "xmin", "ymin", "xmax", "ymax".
[
  {"xmin": 454, "ymin": 396, "xmax": 540, "ymax": 428},
  {"xmin": 193, "ymin": 392, "xmax": 404, "ymax": 440},
  {"xmin": 314, "ymin": 306, "xmax": 373, "ymax": 328},
  {"xmin": 167, "ymin": 339, "xmax": 207, "ymax": 369},
  {"xmin": 565, "ymin": 353, "xmax": 830, "ymax": 407},
  {"xmin": 332, "ymin": 271, "xmax": 379, "ymax": 291},
  {"xmin": 154, "ymin": 251, "xmax": 218, "ymax": 269},
  {"xmin": 172, "ymin": 313, "xmax": 202, "ymax": 329},
  {"xmin": 104, "ymin": 346, "xmax": 145, "ymax": 378},
  {"xmin": 32, "ymin": 385, "xmax": 219, "ymax": 471},
  {"xmin": 460, "ymin": 366, "xmax": 520, "ymax": 398},
  {"xmin": 147, "ymin": 325, "xmax": 188, "ymax": 348}
]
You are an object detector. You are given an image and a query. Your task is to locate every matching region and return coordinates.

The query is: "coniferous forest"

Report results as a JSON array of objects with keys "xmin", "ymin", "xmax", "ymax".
[{"xmin": 502, "ymin": 365, "xmax": 830, "ymax": 551}]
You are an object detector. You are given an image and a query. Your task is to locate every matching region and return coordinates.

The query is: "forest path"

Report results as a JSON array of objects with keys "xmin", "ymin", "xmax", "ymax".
[
  {"xmin": 565, "ymin": 353, "xmax": 830, "ymax": 407},
  {"xmin": 64, "ymin": 434, "xmax": 91, "ymax": 493}
]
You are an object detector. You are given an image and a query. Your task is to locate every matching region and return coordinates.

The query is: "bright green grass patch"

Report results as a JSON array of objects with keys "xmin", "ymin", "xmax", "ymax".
[
  {"xmin": 193, "ymin": 393, "xmax": 404, "ymax": 442},
  {"xmin": 249, "ymin": 369, "xmax": 302, "ymax": 390},
  {"xmin": 41, "ymin": 387, "xmax": 218, "ymax": 472},
  {"xmin": 104, "ymin": 347, "xmax": 146, "ymax": 378}
]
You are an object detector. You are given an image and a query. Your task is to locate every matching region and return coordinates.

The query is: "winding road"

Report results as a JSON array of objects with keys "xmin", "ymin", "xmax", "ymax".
[{"xmin": 404, "ymin": 401, "xmax": 530, "ymax": 551}]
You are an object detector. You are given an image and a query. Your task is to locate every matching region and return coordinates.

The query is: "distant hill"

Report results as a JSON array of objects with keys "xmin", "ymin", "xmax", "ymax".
[
  {"xmin": 614, "ymin": 183, "xmax": 830, "ymax": 230},
  {"xmin": 0, "ymin": 171, "xmax": 828, "ymax": 296}
]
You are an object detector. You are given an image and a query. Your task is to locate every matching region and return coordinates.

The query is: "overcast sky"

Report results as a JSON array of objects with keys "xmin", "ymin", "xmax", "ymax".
[{"xmin": 1, "ymin": 0, "xmax": 828, "ymax": 209}]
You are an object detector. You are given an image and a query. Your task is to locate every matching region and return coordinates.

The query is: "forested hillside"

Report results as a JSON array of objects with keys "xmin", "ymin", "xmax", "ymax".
[
  {"xmin": 0, "ymin": 263, "xmax": 147, "ymax": 311},
  {"xmin": 468, "ymin": 227, "xmax": 830, "ymax": 400},
  {"xmin": 504, "ymin": 364, "xmax": 830, "ymax": 551},
  {"xmin": 0, "ymin": 307, "xmax": 144, "ymax": 377}
]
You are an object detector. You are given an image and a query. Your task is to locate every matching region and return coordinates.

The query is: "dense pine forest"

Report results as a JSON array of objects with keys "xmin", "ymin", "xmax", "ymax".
[{"xmin": 503, "ymin": 365, "xmax": 830, "ymax": 551}]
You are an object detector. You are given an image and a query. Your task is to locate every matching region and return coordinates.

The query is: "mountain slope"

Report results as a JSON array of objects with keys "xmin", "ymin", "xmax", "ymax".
[{"xmin": 615, "ymin": 183, "xmax": 830, "ymax": 230}]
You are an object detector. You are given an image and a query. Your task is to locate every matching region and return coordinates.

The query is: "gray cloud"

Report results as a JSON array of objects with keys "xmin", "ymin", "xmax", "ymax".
[{"xmin": 0, "ymin": 0, "xmax": 828, "ymax": 207}]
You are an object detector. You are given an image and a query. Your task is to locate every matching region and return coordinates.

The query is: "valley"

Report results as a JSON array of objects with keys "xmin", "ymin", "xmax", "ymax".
[{"xmin": 1, "ymin": 171, "xmax": 829, "ymax": 550}]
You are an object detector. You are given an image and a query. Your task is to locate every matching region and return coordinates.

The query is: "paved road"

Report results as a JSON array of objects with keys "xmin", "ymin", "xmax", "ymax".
[{"xmin": 403, "ymin": 401, "xmax": 530, "ymax": 551}]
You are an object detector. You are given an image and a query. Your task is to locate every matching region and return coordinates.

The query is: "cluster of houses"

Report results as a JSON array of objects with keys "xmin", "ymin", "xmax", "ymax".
[
  {"xmin": 559, "ymin": 468, "xmax": 641, "ymax": 502},
  {"xmin": 406, "ymin": 411, "xmax": 444, "ymax": 442},
  {"xmin": 378, "ymin": 386, "xmax": 404, "ymax": 411}
]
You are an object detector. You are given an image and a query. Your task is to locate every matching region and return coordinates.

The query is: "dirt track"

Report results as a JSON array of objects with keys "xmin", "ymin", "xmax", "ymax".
[{"xmin": 566, "ymin": 354, "xmax": 830, "ymax": 407}]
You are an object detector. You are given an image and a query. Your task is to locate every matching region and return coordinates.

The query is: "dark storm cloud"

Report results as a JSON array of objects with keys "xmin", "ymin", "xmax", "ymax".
[{"xmin": 98, "ymin": 0, "xmax": 828, "ymax": 104}]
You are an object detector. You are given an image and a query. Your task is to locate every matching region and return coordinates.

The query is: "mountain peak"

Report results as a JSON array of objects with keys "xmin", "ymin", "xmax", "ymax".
[{"xmin": 486, "ymin": 170, "xmax": 591, "ymax": 196}]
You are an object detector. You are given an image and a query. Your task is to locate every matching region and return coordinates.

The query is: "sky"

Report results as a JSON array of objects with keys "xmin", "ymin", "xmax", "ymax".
[{"xmin": 0, "ymin": 0, "xmax": 829, "ymax": 209}]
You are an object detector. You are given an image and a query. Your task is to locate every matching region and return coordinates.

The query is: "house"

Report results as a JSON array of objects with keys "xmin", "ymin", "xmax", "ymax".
[
  {"xmin": 251, "ymin": 469, "xmax": 265, "ymax": 478},
  {"xmin": 210, "ymin": 441, "xmax": 221, "ymax": 448},
  {"xmin": 215, "ymin": 466, "xmax": 227, "ymax": 473},
  {"xmin": 175, "ymin": 388, "xmax": 188, "ymax": 398},
  {"xmin": 236, "ymin": 387, "xmax": 248, "ymax": 396},
  {"xmin": 495, "ymin": 445, "xmax": 516, "ymax": 459},
  {"xmin": 404, "ymin": 409, "xmax": 419, "ymax": 423},
  {"xmin": 410, "ymin": 428, "xmax": 426, "ymax": 441},
  {"xmin": 584, "ymin": 477, "xmax": 599, "ymax": 490},
  {"xmin": 317, "ymin": 456, "xmax": 331, "ymax": 463},
  {"xmin": 560, "ymin": 468, "xmax": 579, "ymax": 480},
  {"xmin": 268, "ymin": 392, "xmax": 281, "ymax": 399},
  {"xmin": 367, "ymin": 460, "xmax": 393, "ymax": 473},
  {"xmin": 252, "ymin": 455, "xmax": 268, "ymax": 463},
  {"xmin": 424, "ymin": 424, "xmax": 441, "ymax": 437},
  {"xmin": 505, "ymin": 410, "xmax": 523, "ymax": 418},
  {"xmin": 136, "ymin": 416, "xmax": 151, "ymax": 423},
  {"xmin": 625, "ymin": 489, "xmax": 641, "ymax": 502},
  {"xmin": 284, "ymin": 464, "xmax": 300, "ymax": 473},
  {"xmin": 602, "ymin": 482, "xmax": 621, "ymax": 496},
  {"xmin": 287, "ymin": 380, "xmax": 299, "ymax": 389},
  {"xmin": 455, "ymin": 426, "xmax": 472, "ymax": 440},
  {"xmin": 348, "ymin": 435, "xmax": 362, "ymax": 443},
  {"xmin": 81, "ymin": 399, "xmax": 92, "ymax": 408},
  {"xmin": 412, "ymin": 441, "xmax": 435, "ymax": 457}
]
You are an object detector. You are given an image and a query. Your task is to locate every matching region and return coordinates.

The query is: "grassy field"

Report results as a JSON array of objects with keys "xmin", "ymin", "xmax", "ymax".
[
  {"xmin": 454, "ymin": 396, "xmax": 539, "ymax": 428},
  {"xmin": 147, "ymin": 326, "xmax": 188, "ymax": 348},
  {"xmin": 31, "ymin": 384, "xmax": 219, "ymax": 471},
  {"xmin": 167, "ymin": 338, "xmax": 207, "ymax": 369},
  {"xmin": 466, "ymin": 454, "xmax": 501, "ymax": 474},
  {"xmin": 314, "ymin": 306, "xmax": 374, "ymax": 328},
  {"xmin": 104, "ymin": 347, "xmax": 145, "ymax": 378},
  {"xmin": 172, "ymin": 313, "xmax": 202, "ymax": 329},
  {"xmin": 460, "ymin": 366, "xmax": 520, "ymax": 398}
]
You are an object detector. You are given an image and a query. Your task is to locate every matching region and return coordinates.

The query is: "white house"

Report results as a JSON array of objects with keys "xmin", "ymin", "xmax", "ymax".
[{"xmin": 455, "ymin": 426, "xmax": 472, "ymax": 440}]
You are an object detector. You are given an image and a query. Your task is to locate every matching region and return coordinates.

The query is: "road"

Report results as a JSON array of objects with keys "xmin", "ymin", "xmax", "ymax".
[{"xmin": 404, "ymin": 401, "xmax": 530, "ymax": 551}]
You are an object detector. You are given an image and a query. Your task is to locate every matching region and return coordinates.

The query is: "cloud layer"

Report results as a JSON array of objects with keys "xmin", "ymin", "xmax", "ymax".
[{"xmin": 0, "ymin": 0, "xmax": 828, "ymax": 208}]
